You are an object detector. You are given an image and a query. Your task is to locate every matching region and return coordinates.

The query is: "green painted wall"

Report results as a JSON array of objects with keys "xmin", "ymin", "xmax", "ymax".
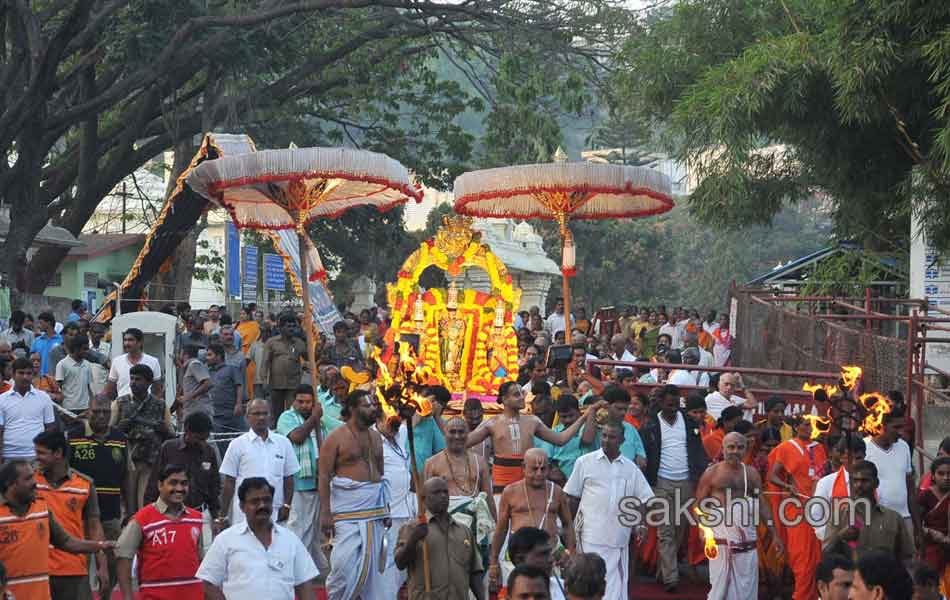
[{"xmin": 44, "ymin": 245, "xmax": 142, "ymax": 311}]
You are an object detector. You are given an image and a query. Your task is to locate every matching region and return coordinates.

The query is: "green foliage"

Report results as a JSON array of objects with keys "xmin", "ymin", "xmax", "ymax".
[
  {"xmin": 612, "ymin": 0, "xmax": 950, "ymax": 253},
  {"xmin": 532, "ymin": 205, "xmax": 831, "ymax": 310},
  {"xmin": 798, "ymin": 251, "xmax": 887, "ymax": 298},
  {"xmin": 193, "ymin": 239, "xmax": 225, "ymax": 293},
  {"xmin": 480, "ymin": 50, "xmax": 593, "ymax": 166}
]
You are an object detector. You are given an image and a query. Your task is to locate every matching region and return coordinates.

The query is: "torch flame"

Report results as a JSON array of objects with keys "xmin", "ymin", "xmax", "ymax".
[
  {"xmin": 802, "ymin": 382, "xmax": 840, "ymax": 398},
  {"xmin": 840, "ymin": 366, "xmax": 863, "ymax": 391},
  {"xmin": 370, "ymin": 342, "xmax": 440, "ymax": 423},
  {"xmin": 801, "ymin": 412, "xmax": 833, "ymax": 440},
  {"xmin": 693, "ymin": 507, "xmax": 719, "ymax": 560},
  {"xmin": 857, "ymin": 392, "xmax": 891, "ymax": 436}
]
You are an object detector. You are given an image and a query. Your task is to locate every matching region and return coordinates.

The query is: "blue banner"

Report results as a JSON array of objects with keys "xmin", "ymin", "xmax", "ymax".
[
  {"xmin": 226, "ymin": 222, "xmax": 241, "ymax": 298},
  {"xmin": 242, "ymin": 246, "xmax": 258, "ymax": 303},
  {"xmin": 264, "ymin": 253, "xmax": 286, "ymax": 291}
]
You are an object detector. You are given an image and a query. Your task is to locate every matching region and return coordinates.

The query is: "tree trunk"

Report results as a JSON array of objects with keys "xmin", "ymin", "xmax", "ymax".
[
  {"xmin": 27, "ymin": 62, "xmax": 99, "ymax": 293},
  {"xmin": 149, "ymin": 139, "xmax": 198, "ymax": 303},
  {"xmin": 3, "ymin": 116, "xmax": 51, "ymax": 298}
]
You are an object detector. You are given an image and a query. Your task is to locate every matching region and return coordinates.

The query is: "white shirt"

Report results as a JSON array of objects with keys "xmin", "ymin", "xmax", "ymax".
[
  {"xmin": 697, "ymin": 347, "xmax": 714, "ymax": 369},
  {"xmin": 108, "ymin": 352, "xmax": 162, "ymax": 397},
  {"xmin": 658, "ymin": 323, "xmax": 681, "ymax": 349},
  {"xmin": 657, "ymin": 411, "xmax": 689, "ymax": 481},
  {"xmin": 0, "ymin": 386, "xmax": 55, "ymax": 459},
  {"xmin": 811, "ymin": 469, "xmax": 849, "ymax": 541},
  {"xmin": 544, "ymin": 312, "xmax": 572, "ymax": 337},
  {"xmin": 863, "ymin": 437, "xmax": 912, "ymax": 518},
  {"xmin": 668, "ymin": 370, "xmax": 698, "ymax": 387},
  {"xmin": 564, "ymin": 449, "xmax": 653, "ymax": 548},
  {"xmin": 378, "ymin": 424, "xmax": 415, "ymax": 519},
  {"xmin": 220, "ymin": 430, "xmax": 300, "ymax": 523},
  {"xmin": 196, "ymin": 521, "xmax": 319, "ymax": 600},
  {"xmin": 704, "ymin": 391, "xmax": 747, "ymax": 421}
]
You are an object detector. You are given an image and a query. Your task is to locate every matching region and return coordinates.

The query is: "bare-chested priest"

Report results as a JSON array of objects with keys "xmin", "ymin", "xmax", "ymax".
[
  {"xmin": 489, "ymin": 448, "xmax": 576, "ymax": 593},
  {"xmin": 425, "ymin": 416, "xmax": 497, "ymax": 567},
  {"xmin": 466, "ymin": 381, "xmax": 602, "ymax": 496},
  {"xmin": 319, "ymin": 389, "xmax": 391, "ymax": 600},
  {"xmin": 694, "ymin": 431, "xmax": 784, "ymax": 600},
  {"xmin": 425, "ymin": 416, "xmax": 496, "ymax": 518}
]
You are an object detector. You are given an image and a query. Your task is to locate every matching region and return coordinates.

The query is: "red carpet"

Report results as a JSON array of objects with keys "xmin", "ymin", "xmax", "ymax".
[{"xmin": 632, "ymin": 578, "xmax": 709, "ymax": 599}]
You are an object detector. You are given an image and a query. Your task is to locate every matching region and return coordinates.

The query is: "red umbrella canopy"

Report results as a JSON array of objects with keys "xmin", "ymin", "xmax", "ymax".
[{"xmin": 186, "ymin": 146, "xmax": 422, "ymax": 229}]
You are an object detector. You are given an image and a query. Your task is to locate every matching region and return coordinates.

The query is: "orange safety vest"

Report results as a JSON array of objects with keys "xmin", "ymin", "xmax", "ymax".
[
  {"xmin": 36, "ymin": 470, "xmax": 92, "ymax": 576},
  {"xmin": 0, "ymin": 498, "xmax": 52, "ymax": 600}
]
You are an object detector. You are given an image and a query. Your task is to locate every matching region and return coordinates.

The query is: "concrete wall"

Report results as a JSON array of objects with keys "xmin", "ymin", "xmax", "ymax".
[{"xmin": 11, "ymin": 292, "xmax": 73, "ymax": 321}]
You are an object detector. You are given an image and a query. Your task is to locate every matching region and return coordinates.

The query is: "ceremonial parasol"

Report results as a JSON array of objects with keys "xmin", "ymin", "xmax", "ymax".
[
  {"xmin": 452, "ymin": 148, "xmax": 674, "ymax": 334},
  {"xmin": 186, "ymin": 146, "xmax": 422, "ymax": 404}
]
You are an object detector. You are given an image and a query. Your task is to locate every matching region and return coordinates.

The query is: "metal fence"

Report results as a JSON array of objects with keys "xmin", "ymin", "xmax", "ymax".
[{"xmin": 731, "ymin": 289, "xmax": 909, "ymax": 394}]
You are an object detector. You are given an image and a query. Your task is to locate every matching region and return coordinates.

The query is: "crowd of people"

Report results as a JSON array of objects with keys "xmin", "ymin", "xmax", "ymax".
[{"xmin": 0, "ymin": 297, "xmax": 944, "ymax": 600}]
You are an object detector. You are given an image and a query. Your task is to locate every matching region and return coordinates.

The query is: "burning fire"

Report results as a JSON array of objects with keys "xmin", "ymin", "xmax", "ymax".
[
  {"xmin": 801, "ymin": 412, "xmax": 833, "ymax": 440},
  {"xmin": 857, "ymin": 392, "xmax": 892, "ymax": 436},
  {"xmin": 802, "ymin": 382, "xmax": 840, "ymax": 398},
  {"xmin": 693, "ymin": 507, "xmax": 719, "ymax": 560},
  {"xmin": 370, "ymin": 343, "xmax": 437, "ymax": 423},
  {"xmin": 840, "ymin": 366, "xmax": 863, "ymax": 391}
]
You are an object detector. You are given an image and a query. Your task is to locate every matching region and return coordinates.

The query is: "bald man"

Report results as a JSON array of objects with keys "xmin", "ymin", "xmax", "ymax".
[
  {"xmin": 694, "ymin": 432, "xmax": 783, "ymax": 600},
  {"xmin": 489, "ymin": 448, "xmax": 575, "ymax": 594},
  {"xmin": 704, "ymin": 372, "xmax": 757, "ymax": 421}
]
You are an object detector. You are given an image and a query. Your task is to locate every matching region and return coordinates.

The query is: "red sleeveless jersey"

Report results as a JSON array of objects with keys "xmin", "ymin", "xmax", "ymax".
[{"xmin": 133, "ymin": 503, "xmax": 204, "ymax": 600}]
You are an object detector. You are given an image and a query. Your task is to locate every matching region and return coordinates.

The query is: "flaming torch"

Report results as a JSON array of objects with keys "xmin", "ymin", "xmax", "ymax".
[
  {"xmin": 693, "ymin": 507, "xmax": 719, "ymax": 560},
  {"xmin": 369, "ymin": 340, "xmax": 443, "ymax": 593},
  {"xmin": 857, "ymin": 392, "xmax": 892, "ymax": 436}
]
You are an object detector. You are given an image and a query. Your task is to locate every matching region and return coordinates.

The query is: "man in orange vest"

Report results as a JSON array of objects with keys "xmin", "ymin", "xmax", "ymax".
[
  {"xmin": 768, "ymin": 416, "xmax": 829, "ymax": 600},
  {"xmin": 115, "ymin": 463, "xmax": 204, "ymax": 600},
  {"xmin": 34, "ymin": 430, "xmax": 109, "ymax": 600},
  {"xmin": 0, "ymin": 459, "xmax": 114, "ymax": 600}
]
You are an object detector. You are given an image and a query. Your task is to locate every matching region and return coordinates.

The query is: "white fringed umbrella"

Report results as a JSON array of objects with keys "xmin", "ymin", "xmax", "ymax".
[
  {"xmin": 453, "ymin": 148, "xmax": 673, "ymax": 333},
  {"xmin": 187, "ymin": 146, "xmax": 421, "ymax": 398}
]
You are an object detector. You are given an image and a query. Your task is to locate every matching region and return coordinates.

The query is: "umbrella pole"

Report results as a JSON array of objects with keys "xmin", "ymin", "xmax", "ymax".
[
  {"xmin": 297, "ymin": 229, "xmax": 322, "ymax": 447},
  {"xmin": 558, "ymin": 216, "xmax": 573, "ymax": 336}
]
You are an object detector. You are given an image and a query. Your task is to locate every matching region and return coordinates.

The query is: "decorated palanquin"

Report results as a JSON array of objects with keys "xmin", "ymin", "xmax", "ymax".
[{"xmin": 381, "ymin": 215, "xmax": 520, "ymax": 396}]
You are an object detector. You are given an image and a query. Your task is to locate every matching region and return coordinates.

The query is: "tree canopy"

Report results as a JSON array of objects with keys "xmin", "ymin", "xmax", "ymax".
[
  {"xmin": 613, "ymin": 0, "xmax": 950, "ymax": 253},
  {"xmin": 0, "ymin": 0, "xmax": 631, "ymax": 295}
]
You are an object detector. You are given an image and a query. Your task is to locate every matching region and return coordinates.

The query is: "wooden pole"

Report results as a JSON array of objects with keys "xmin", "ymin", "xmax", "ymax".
[
  {"xmin": 297, "ymin": 227, "xmax": 322, "ymax": 447},
  {"xmin": 557, "ymin": 214, "xmax": 573, "ymax": 338}
]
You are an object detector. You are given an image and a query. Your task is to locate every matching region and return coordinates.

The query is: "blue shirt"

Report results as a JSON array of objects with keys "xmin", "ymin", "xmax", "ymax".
[
  {"xmin": 547, "ymin": 423, "xmax": 597, "ymax": 480},
  {"xmin": 66, "ymin": 312, "xmax": 81, "ymax": 324},
  {"xmin": 31, "ymin": 333, "xmax": 63, "ymax": 376},
  {"xmin": 276, "ymin": 409, "xmax": 343, "ymax": 491},
  {"xmin": 411, "ymin": 416, "xmax": 445, "ymax": 474},
  {"xmin": 595, "ymin": 422, "xmax": 646, "ymax": 463},
  {"xmin": 318, "ymin": 390, "xmax": 344, "ymax": 422}
]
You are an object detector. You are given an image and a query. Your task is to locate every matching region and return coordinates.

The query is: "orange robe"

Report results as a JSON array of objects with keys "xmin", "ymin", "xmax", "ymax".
[
  {"xmin": 702, "ymin": 428, "xmax": 725, "ymax": 462},
  {"xmin": 236, "ymin": 320, "xmax": 260, "ymax": 395},
  {"xmin": 771, "ymin": 438, "xmax": 827, "ymax": 600}
]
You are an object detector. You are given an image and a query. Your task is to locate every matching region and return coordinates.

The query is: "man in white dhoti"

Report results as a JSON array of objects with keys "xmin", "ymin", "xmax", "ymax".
[
  {"xmin": 694, "ymin": 431, "xmax": 784, "ymax": 600},
  {"xmin": 377, "ymin": 408, "xmax": 415, "ymax": 599},
  {"xmin": 318, "ymin": 389, "xmax": 392, "ymax": 600},
  {"xmin": 564, "ymin": 419, "xmax": 653, "ymax": 600}
]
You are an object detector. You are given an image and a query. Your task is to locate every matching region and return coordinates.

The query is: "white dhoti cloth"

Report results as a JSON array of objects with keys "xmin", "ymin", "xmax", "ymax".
[
  {"xmin": 379, "ymin": 516, "xmax": 410, "ymax": 599},
  {"xmin": 579, "ymin": 542, "xmax": 627, "ymax": 600},
  {"xmin": 707, "ymin": 499, "xmax": 758, "ymax": 600},
  {"xmin": 326, "ymin": 477, "xmax": 391, "ymax": 600},
  {"xmin": 448, "ymin": 493, "xmax": 495, "ymax": 549}
]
